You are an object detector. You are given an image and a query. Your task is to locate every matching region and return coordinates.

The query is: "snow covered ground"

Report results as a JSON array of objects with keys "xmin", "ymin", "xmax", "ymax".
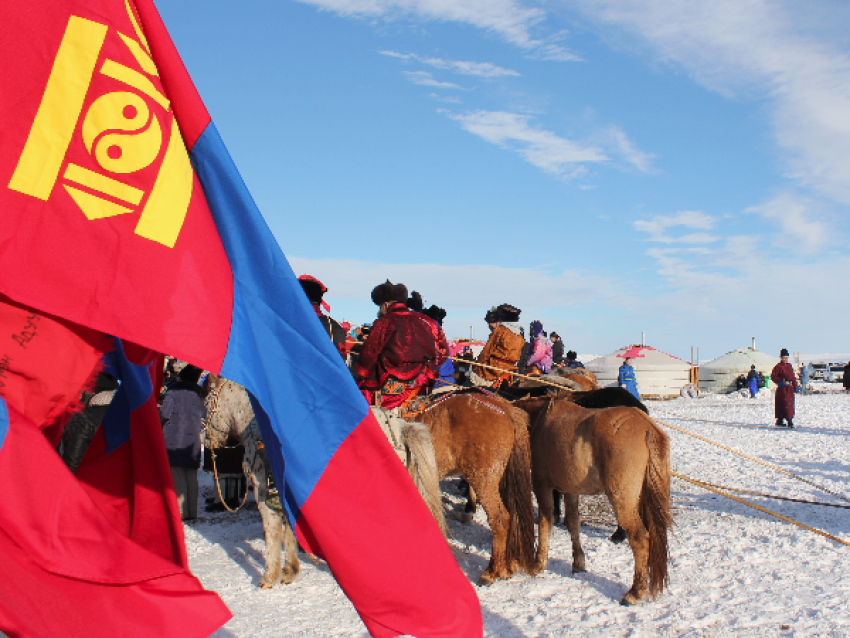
[{"xmin": 188, "ymin": 389, "xmax": 850, "ymax": 637}]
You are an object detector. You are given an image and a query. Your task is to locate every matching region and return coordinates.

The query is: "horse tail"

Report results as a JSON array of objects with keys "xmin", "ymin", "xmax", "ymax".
[
  {"xmin": 500, "ymin": 407, "xmax": 537, "ymax": 574},
  {"xmin": 402, "ymin": 419, "xmax": 447, "ymax": 538},
  {"xmin": 640, "ymin": 419, "xmax": 672, "ymax": 598}
]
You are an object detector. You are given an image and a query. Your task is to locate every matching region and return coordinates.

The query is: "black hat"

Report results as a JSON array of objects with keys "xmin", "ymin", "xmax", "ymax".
[
  {"xmin": 566, "ymin": 350, "xmax": 577, "ymax": 360},
  {"xmin": 371, "ymin": 280, "xmax": 408, "ymax": 306},
  {"xmin": 298, "ymin": 274, "xmax": 326, "ymax": 305},
  {"xmin": 780, "ymin": 348, "xmax": 790, "ymax": 357},
  {"xmin": 484, "ymin": 306, "xmax": 499, "ymax": 323},
  {"xmin": 423, "ymin": 304, "xmax": 447, "ymax": 325},
  {"xmin": 179, "ymin": 364, "xmax": 203, "ymax": 384},
  {"xmin": 406, "ymin": 291, "xmax": 424, "ymax": 313},
  {"xmin": 496, "ymin": 303, "xmax": 521, "ymax": 323}
]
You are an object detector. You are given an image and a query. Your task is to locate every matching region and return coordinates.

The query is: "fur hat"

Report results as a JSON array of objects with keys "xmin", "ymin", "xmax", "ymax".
[
  {"xmin": 484, "ymin": 306, "xmax": 499, "ymax": 324},
  {"xmin": 496, "ymin": 303, "xmax": 521, "ymax": 323},
  {"xmin": 371, "ymin": 280, "xmax": 408, "ymax": 306},
  {"xmin": 566, "ymin": 350, "xmax": 577, "ymax": 360},
  {"xmin": 406, "ymin": 291, "xmax": 424, "ymax": 313},
  {"xmin": 780, "ymin": 348, "xmax": 790, "ymax": 357},
  {"xmin": 423, "ymin": 304, "xmax": 447, "ymax": 325}
]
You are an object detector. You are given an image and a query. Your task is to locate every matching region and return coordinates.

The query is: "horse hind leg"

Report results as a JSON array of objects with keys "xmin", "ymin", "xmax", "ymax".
[
  {"xmin": 608, "ymin": 492, "xmax": 650, "ymax": 606},
  {"xmin": 530, "ymin": 477, "xmax": 554, "ymax": 576},
  {"xmin": 472, "ymin": 477, "xmax": 511, "ymax": 586},
  {"xmin": 562, "ymin": 494, "xmax": 586, "ymax": 573}
]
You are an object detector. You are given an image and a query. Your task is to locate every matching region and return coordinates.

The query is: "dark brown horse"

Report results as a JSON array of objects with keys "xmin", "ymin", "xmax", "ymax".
[
  {"xmin": 514, "ymin": 396, "xmax": 671, "ymax": 605},
  {"xmin": 417, "ymin": 391, "xmax": 536, "ymax": 585}
]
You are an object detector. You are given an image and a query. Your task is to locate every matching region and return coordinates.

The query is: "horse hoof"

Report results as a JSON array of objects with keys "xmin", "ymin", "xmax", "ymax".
[
  {"xmin": 460, "ymin": 513, "xmax": 474, "ymax": 524},
  {"xmin": 572, "ymin": 566, "xmax": 586, "ymax": 574},
  {"xmin": 610, "ymin": 527, "xmax": 627, "ymax": 544},
  {"xmin": 620, "ymin": 593, "xmax": 640, "ymax": 606},
  {"xmin": 259, "ymin": 581, "xmax": 275, "ymax": 590},
  {"xmin": 476, "ymin": 573, "xmax": 495, "ymax": 587}
]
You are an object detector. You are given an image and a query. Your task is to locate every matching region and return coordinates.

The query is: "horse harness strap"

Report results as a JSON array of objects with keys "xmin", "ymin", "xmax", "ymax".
[
  {"xmin": 414, "ymin": 388, "xmax": 506, "ymax": 418},
  {"xmin": 202, "ymin": 382, "xmax": 250, "ymax": 513}
]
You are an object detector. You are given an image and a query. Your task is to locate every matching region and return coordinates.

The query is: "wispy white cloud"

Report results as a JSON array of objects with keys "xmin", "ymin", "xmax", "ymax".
[
  {"xmin": 404, "ymin": 70, "xmax": 460, "ymax": 88},
  {"xmin": 745, "ymin": 191, "xmax": 830, "ymax": 253},
  {"xmin": 380, "ymin": 50, "xmax": 520, "ymax": 77},
  {"xmin": 572, "ymin": 0, "xmax": 850, "ymax": 206},
  {"xmin": 288, "ymin": 255, "xmax": 623, "ymax": 308},
  {"xmin": 444, "ymin": 109, "xmax": 607, "ymax": 177},
  {"xmin": 608, "ymin": 126, "xmax": 656, "ymax": 172},
  {"xmin": 428, "ymin": 92, "xmax": 462, "ymax": 103},
  {"xmin": 297, "ymin": 0, "xmax": 580, "ymax": 60},
  {"xmin": 634, "ymin": 211, "xmax": 719, "ymax": 243}
]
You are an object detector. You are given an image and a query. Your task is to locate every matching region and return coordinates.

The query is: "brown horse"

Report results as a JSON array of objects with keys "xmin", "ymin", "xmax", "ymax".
[
  {"xmin": 417, "ymin": 391, "xmax": 536, "ymax": 585},
  {"xmin": 514, "ymin": 396, "xmax": 671, "ymax": 605}
]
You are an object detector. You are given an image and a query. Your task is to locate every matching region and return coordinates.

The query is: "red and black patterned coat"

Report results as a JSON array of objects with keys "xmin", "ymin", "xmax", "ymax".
[
  {"xmin": 354, "ymin": 303, "xmax": 437, "ymax": 390},
  {"xmin": 771, "ymin": 361, "xmax": 797, "ymax": 419}
]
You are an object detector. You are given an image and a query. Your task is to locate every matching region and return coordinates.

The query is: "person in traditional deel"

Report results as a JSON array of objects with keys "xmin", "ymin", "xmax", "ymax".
[
  {"xmin": 526, "ymin": 322, "xmax": 553, "ymax": 376},
  {"xmin": 298, "ymin": 274, "xmax": 347, "ymax": 358},
  {"xmin": 565, "ymin": 350, "xmax": 585, "ymax": 369},
  {"xmin": 746, "ymin": 365, "xmax": 760, "ymax": 397},
  {"xmin": 160, "ymin": 364, "xmax": 206, "ymax": 520},
  {"xmin": 407, "ymin": 292, "xmax": 450, "ymax": 376},
  {"xmin": 843, "ymin": 362, "xmax": 850, "ymax": 393},
  {"xmin": 422, "ymin": 304, "xmax": 454, "ymax": 390},
  {"xmin": 770, "ymin": 348, "xmax": 797, "ymax": 428},
  {"xmin": 550, "ymin": 332, "xmax": 565, "ymax": 366},
  {"xmin": 353, "ymin": 281, "xmax": 438, "ymax": 410},
  {"xmin": 470, "ymin": 304, "xmax": 525, "ymax": 386},
  {"xmin": 618, "ymin": 357, "xmax": 640, "ymax": 399}
]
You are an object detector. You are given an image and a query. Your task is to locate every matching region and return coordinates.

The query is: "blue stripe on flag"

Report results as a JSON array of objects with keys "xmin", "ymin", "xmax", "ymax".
[
  {"xmin": 190, "ymin": 122, "xmax": 368, "ymax": 523},
  {"xmin": 0, "ymin": 397, "xmax": 8, "ymax": 453},
  {"xmin": 102, "ymin": 339, "xmax": 152, "ymax": 452}
]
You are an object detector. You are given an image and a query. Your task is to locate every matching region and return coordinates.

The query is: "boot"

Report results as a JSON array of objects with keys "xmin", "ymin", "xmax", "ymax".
[
  {"xmin": 787, "ymin": 419, "xmax": 795, "ymax": 429},
  {"xmin": 775, "ymin": 418, "xmax": 784, "ymax": 427}
]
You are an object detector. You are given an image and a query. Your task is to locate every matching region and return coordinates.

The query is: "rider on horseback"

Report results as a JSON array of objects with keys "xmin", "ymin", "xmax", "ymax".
[
  {"xmin": 471, "ymin": 304, "xmax": 525, "ymax": 387},
  {"xmin": 298, "ymin": 274, "xmax": 347, "ymax": 358},
  {"xmin": 354, "ymin": 281, "xmax": 438, "ymax": 410}
]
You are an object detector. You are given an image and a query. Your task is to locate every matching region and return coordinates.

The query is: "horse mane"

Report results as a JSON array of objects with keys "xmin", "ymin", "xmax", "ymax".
[{"xmin": 566, "ymin": 387, "xmax": 648, "ymax": 414}]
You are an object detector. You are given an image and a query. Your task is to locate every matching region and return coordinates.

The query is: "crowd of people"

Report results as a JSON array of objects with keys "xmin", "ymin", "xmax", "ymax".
[{"xmin": 153, "ymin": 275, "xmax": 850, "ymax": 516}]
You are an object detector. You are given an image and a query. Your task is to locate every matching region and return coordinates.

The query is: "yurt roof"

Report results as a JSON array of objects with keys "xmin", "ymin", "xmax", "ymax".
[
  {"xmin": 700, "ymin": 347, "xmax": 779, "ymax": 371},
  {"xmin": 587, "ymin": 345, "xmax": 692, "ymax": 371}
]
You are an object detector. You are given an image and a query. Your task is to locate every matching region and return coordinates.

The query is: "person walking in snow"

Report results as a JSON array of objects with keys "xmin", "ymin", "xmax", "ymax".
[
  {"xmin": 746, "ymin": 365, "xmax": 760, "ymax": 398},
  {"xmin": 618, "ymin": 357, "xmax": 640, "ymax": 399},
  {"xmin": 770, "ymin": 348, "xmax": 797, "ymax": 428}
]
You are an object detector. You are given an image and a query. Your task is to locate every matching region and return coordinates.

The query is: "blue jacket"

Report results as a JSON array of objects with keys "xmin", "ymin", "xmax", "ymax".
[{"xmin": 618, "ymin": 364, "xmax": 639, "ymax": 399}]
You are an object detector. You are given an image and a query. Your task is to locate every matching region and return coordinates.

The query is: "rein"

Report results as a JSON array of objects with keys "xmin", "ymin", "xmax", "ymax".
[
  {"xmin": 448, "ymin": 356, "xmax": 576, "ymax": 392},
  {"xmin": 203, "ymin": 381, "xmax": 250, "ymax": 513}
]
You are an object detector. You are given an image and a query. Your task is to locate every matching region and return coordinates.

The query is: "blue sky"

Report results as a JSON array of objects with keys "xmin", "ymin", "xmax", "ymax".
[{"xmin": 158, "ymin": 0, "xmax": 850, "ymax": 360}]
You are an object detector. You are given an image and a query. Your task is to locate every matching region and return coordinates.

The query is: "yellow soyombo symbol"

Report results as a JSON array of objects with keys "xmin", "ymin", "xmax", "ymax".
[{"xmin": 8, "ymin": 10, "xmax": 191, "ymax": 248}]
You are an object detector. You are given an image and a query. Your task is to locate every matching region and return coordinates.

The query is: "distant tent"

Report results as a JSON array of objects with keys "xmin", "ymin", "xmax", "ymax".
[
  {"xmin": 698, "ymin": 347, "xmax": 779, "ymax": 394},
  {"xmin": 587, "ymin": 345, "xmax": 692, "ymax": 397}
]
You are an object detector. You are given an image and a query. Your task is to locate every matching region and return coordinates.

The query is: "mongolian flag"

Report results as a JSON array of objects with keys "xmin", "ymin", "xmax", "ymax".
[
  {"xmin": 0, "ymin": 301, "xmax": 231, "ymax": 637},
  {"xmin": 0, "ymin": 1, "xmax": 482, "ymax": 636}
]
